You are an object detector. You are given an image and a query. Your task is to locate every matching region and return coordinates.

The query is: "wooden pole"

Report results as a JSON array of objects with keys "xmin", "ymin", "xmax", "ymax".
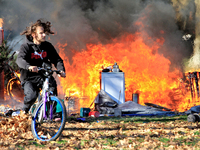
[{"xmin": 0, "ymin": 26, "xmax": 4, "ymax": 101}]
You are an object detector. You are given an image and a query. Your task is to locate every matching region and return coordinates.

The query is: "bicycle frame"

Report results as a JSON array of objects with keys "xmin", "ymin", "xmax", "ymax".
[
  {"xmin": 42, "ymin": 78, "xmax": 54, "ymax": 120},
  {"xmin": 31, "ymin": 67, "xmax": 66, "ymax": 141},
  {"xmin": 37, "ymin": 68, "xmax": 58, "ymax": 121}
]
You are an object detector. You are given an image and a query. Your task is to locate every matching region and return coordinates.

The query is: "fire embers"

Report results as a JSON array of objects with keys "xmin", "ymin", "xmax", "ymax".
[{"xmin": 186, "ymin": 72, "xmax": 200, "ymax": 99}]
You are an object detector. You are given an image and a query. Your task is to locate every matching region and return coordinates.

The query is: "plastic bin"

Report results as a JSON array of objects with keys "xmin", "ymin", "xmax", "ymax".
[{"xmin": 80, "ymin": 108, "xmax": 90, "ymax": 117}]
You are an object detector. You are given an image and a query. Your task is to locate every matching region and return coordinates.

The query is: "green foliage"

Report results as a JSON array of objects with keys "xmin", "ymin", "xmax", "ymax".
[
  {"xmin": 0, "ymin": 40, "xmax": 13, "ymax": 71},
  {"xmin": 0, "ymin": 39, "xmax": 19, "ymax": 72},
  {"xmin": 0, "ymin": 39, "xmax": 19, "ymax": 87},
  {"xmin": 8, "ymin": 54, "xmax": 19, "ymax": 71}
]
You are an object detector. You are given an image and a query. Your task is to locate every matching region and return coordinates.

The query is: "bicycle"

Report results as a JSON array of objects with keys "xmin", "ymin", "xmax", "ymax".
[
  {"xmin": 31, "ymin": 65, "xmax": 66, "ymax": 141},
  {"xmin": 2, "ymin": 52, "xmax": 24, "ymax": 103}
]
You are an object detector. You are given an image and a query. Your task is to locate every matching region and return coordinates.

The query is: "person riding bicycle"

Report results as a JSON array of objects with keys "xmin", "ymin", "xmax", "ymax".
[{"xmin": 16, "ymin": 19, "xmax": 66, "ymax": 114}]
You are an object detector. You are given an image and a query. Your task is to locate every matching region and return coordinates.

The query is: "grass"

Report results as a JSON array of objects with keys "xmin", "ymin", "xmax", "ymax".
[
  {"xmin": 2, "ymin": 114, "xmax": 194, "ymax": 149},
  {"xmin": 66, "ymin": 114, "xmax": 188, "ymax": 124},
  {"xmin": 56, "ymin": 140, "xmax": 68, "ymax": 144},
  {"xmin": 159, "ymin": 137, "xmax": 170, "ymax": 143},
  {"xmin": 194, "ymin": 131, "xmax": 200, "ymax": 135}
]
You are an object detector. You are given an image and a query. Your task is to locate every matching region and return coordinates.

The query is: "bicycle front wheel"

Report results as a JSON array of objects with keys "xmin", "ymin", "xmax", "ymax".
[
  {"xmin": 7, "ymin": 77, "xmax": 24, "ymax": 103},
  {"xmin": 31, "ymin": 96, "xmax": 66, "ymax": 141}
]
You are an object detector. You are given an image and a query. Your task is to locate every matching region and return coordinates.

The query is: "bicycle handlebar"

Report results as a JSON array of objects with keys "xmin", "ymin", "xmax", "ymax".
[{"xmin": 37, "ymin": 67, "xmax": 61, "ymax": 75}]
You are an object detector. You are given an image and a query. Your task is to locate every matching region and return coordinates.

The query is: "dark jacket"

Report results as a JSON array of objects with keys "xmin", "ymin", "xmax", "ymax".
[{"xmin": 16, "ymin": 37, "xmax": 65, "ymax": 82}]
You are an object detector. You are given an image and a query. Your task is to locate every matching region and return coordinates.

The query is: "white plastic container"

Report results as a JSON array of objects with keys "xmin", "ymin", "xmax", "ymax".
[{"xmin": 101, "ymin": 72, "xmax": 125, "ymax": 104}]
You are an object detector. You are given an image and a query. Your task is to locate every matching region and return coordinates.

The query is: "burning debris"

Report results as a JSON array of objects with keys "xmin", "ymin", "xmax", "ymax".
[
  {"xmin": 65, "ymin": 95, "xmax": 79, "ymax": 116},
  {"xmin": 94, "ymin": 62, "xmax": 176, "ymax": 116},
  {"xmin": 0, "ymin": 0, "xmax": 198, "ymax": 113},
  {"xmin": 185, "ymin": 72, "xmax": 200, "ymax": 100}
]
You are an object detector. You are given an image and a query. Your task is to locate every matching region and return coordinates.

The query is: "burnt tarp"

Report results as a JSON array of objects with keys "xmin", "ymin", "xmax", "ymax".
[
  {"xmin": 185, "ymin": 105, "xmax": 200, "ymax": 114},
  {"xmin": 94, "ymin": 89, "xmax": 118, "ymax": 114},
  {"xmin": 94, "ymin": 90, "xmax": 176, "ymax": 116},
  {"xmin": 116, "ymin": 101, "xmax": 176, "ymax": 116},
  {"xmin": 116, "ymin": 101, "xmax": 161, "ymax": 114}
]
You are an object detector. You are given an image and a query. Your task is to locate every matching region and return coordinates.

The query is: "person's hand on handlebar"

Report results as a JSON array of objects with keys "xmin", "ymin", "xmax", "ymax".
[
  {"xmin": 29, "ymin": 66, "xmax": 66, "ymax": 77},
  {"xmin": 28, "ymin": 66, "xmax": 38, "ymax": 73},
  {"xmin": 60, "ymin": 70, "xmax": 66, "ymax": 78}
]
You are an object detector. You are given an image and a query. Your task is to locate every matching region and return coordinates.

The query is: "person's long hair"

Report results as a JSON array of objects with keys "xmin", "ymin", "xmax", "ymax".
[{"xmin": 21, "ymin": 19, "xmax": 54, "ymax": 40}]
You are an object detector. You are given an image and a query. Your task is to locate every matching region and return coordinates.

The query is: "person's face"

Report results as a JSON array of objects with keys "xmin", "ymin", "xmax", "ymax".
[{"xmin": 32, "ymin": 26, "xmax": 46, "ymax": 44}]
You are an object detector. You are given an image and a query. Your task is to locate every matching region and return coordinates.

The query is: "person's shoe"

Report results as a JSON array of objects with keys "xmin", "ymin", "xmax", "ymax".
[{"xmin": 19, "ymin": 110, "xmax": 30, "ymax": 118}]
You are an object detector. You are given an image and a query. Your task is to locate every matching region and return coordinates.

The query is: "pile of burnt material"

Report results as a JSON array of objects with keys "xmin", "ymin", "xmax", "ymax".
[
  {"xmin": 65, "ymin": 96, "xmax": 79, "ymax": 116},
  {"xmin": 185, "ymin": 72, "xmax": 200, "ymax": 123}
]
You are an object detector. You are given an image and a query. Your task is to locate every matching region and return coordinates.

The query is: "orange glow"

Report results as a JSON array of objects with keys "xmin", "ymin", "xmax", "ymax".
[
  {"xmin": 16, "ymin": 72, "xmax": 20, "ymax": 78},
  {"xmin": 56, "ymin": 28, "xmax": 194, "ymax": 112},
  {"xmin": 55, "ymin": 7, "xmax": 196, "ymax": 113},
  {"xmin": 0, "ymin": 18, "xmax": 3, "ymax": 27},
  {"xmin": 6, "ymin": 77, "xmax": 23, "ymax": 103}
]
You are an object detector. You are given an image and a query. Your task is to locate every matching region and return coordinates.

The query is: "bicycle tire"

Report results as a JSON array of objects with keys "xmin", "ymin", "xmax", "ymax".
[
  {"xmin": 7, "ymin": 77, "xmax": 24, "ymax": 103},
  {"xmin": 31, "ymin": 96, "xmax": 66, "ymax": 141}
]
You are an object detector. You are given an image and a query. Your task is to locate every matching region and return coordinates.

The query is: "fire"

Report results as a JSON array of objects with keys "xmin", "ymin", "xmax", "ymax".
[
  {"xmin": 16, "ymin": 72, "xmax": 20, "ymax": 78},
  {"xmin": 0, "ymin": 18, "xmax": 3, "ymax": 27},
  {"xmin": 56, "ymin": 29, "xmax": 193, "ymax": 112},
  {"xmin": 55, "ymin": 7, "xmax": 196, "ymax": 113}
]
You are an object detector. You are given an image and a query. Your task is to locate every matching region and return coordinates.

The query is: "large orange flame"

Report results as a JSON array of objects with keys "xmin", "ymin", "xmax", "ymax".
[
  {"xmin": 56, "ymin": 29, "xmax": 193, "ymax": 112},
  {"xmin": 55, "ymin": 7, "xmax": 197, "ymax": 112}
]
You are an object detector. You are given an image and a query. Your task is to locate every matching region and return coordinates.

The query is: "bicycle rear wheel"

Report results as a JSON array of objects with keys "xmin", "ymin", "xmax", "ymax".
[
  {"xmin": 7, "ymin": 77, "xmax": 24, "ymax": 103},
  {"xmin": 31, "ymin": 96, "xmax": 66, "ymax": 141}
]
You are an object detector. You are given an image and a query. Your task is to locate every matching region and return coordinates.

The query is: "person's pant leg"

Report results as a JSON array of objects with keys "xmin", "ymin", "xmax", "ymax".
[
  {"xmin": 49, "ymin": 76, "xmax": 60, "ymax": 116},
  {"xmin": 49, "ymin": 76, "xmax": 57, "ymax": 96},
  {"xmin": 22, "ymin": 81, "xmax": 39, "ymax": 113}
]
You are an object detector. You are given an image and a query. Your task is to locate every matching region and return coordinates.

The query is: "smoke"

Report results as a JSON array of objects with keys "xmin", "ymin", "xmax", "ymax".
[
  {"xmin": 134, "ymin": 1, "xmax": 194, "ymax": 72},
  {"xmin": 0, "ymin": 0, "xmax": 194, "ymax": 71}
]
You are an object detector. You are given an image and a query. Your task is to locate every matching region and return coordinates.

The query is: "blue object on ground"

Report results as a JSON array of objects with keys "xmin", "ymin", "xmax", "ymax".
[
  {"xmin": 12, "ymin": 110, "xmax": 21, "ymax": 117},
  {"xmin": 185, "ymin": 105, "xmax": 200, "ymax": 115},
  {"xmin": 77, "ymin": 118, "xmax": 86, "ymax": 121},
  {"xmin": 80, "ymin": 108, "xmax": 90, "ymax": 117}
]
